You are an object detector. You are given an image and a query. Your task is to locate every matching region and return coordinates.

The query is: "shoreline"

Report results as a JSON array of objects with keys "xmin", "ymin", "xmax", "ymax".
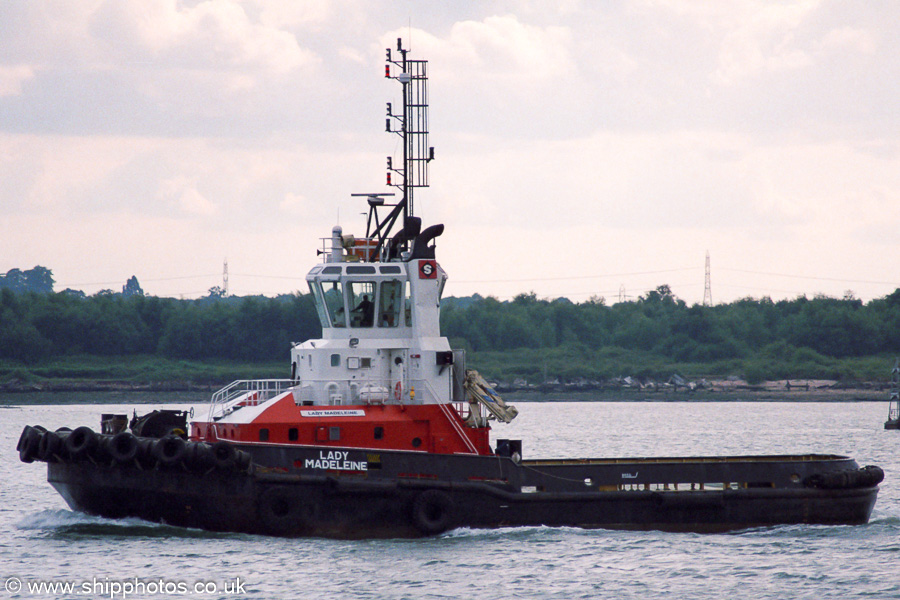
[
  {"xmin": 0, "ymin": 380, "xmax": 887, "ymax": 403},
  {"xmin": 504, "ymin": 388, "xmax": 885, "ymax": 402}
]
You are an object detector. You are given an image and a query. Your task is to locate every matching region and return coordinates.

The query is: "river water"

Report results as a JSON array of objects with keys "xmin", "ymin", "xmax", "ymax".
[{"xmin": 1, "ymin": 398, "xmax": 897, "ymax": 599}]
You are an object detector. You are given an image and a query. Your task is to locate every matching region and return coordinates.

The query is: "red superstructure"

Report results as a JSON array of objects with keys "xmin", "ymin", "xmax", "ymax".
[{"xmin": 194, "ymin": 397, "xmax": 492, "ymax": 455}]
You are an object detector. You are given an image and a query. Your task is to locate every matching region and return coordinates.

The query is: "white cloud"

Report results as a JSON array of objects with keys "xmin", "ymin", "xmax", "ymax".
[
  {"xmin": 280, "ymin": 192, "xmax": 307, "ymax": 215},
  {"xmin": 178, "ymin": 186, "xmax": 217, "ymax": 216},
  {"xmin": 91, "ymin": 0, "xmax": 319, "ymax": 76},
  {"xmin": 819, "ymin": 26, "xmax": 877, "ymax": 55},
  {"xmin": 2, "ymin": 2, "xmax": 899, "ymax": 303},
  {"xmin": 254, "ymin": 0, "xmax": 333, "ymax": 29},
  {"xmin": 384, "ymin": 15, "xmax": 576, "ymax": 86},
  {"xmin": 712, "ymin": 1, "xmax": 821, "ymax": 85},
  {"xmin": 0, "ymin": 65, "xmax": 36, "ymax": 97}
]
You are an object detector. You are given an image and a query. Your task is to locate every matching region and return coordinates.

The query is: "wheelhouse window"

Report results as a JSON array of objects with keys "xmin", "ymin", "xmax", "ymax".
[
  {"xmin": 321, "ymin": 281, "xmax": 346, "ymax": 328},
  {"xmin": 379, "ymin": 280, "xmax": 402, "ymax": 327},
  {"xmin": 349, "ymin": 281, "xmax": 375, "ymax": 327},
  {"xmin": 309, "ymin": 282, "xmax": 330, "ymax": 328}
]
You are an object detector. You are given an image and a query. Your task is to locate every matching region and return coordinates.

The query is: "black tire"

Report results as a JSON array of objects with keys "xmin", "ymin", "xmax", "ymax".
[
  {"xmin": 38, "ymin": 431, "xmax": 62, "ymax": 462},
  {"xmin": 18, "ymin": 427, "xmax": 42, "ymax": 463},
  {"xmin": 805, "ymin": 466, "xmax": 885, "ymax": 490},
  {"xmin": 65, "ymin": 426, "xmax": 98, "ymax": 460},
  {"xmin": 155, "ymin": 435, "xmax": 187, "ymax": 466},
  {"xmin": 212, "ymin": 441, "xmax": 236, "ymax": 470},
  {"xmin": 258, "ymin": 487, "xmax": 308, "ymax": 535},
  {"xmin": 136, "ymin": 437, "xmax": 157, "ymax": 467},
  {"xmin": 859, "ymin": 465, "xmax": 885, "ymax": 487},
  {"xmin": 236, "ymin": 450, "xmax": 252, "ymax": 472},
  {"xmin": 17, "ymin": 426, "xmax": 32, "ymax": 452},
  {"xmin": 109, "ymin": 432, "xmax": 139, "ymax": 463},
  {"xmin": 411, "ymin": 490, "xmax": 455, "ymax": 535},
  {"xmin": 187, "ymin": 442, "xmax": 215, "ymax": 472}
]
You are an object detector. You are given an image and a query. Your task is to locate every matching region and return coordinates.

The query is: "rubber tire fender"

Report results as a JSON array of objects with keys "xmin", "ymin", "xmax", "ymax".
[
  {"xmin": 109, "ymin": 432, "xmax": 139, "ymax": 463},
  {"xmin": 16, "ymin": 425, "xmax": 34, "ymax": 452},
  {"xmin": 212, "ymin": 440, "xmax": 236, "ymax": 470},
  {"xmin": 258, "ymin": 487, "xmax": 303, "ymax": 535},
  {"xmin": 155, "ymin": 435, "xmax": 187, "ymax": 466},
  {"xmin": 805, "ymin": 465, "xmax": 885, "ymax": 489},
  {"xmin": 38, "ymin": 430, "xmax": 63, "ymax": 462},
  {"xmin": 236, "ymin": 449, "xmax": 252, "ymax": 472},
  {"xmin": 136, "ymin": 438, "xmax": 157, "ymax": 467},
  {"xmin": 65, "ymin": 426, "xmax": 98, "ymax": 460},
  {"xmin": 188, "ymin": 442, "xmax": 215, "ymax": 472},
  {"xmin": 18, "ymin": 426, "xmax": 42, "ymax": 463},
  {"xmin": 411, "ymin": 490, "xmax": 456, "ymax": 536}
]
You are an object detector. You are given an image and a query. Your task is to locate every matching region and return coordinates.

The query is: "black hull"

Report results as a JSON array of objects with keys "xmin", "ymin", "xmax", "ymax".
[
  {"xmin": 49, "ymin": 465, "xmax": 878, "ymax": 538},
  {"xmin": 43, "ymin": 441, "xmax": 882, "ymax": 538}
]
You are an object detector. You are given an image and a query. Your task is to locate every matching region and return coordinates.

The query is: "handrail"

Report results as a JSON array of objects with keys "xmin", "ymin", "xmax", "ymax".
[{"xmin": 207, "ymin": 379, "xmax": 296, "ymax": 422}]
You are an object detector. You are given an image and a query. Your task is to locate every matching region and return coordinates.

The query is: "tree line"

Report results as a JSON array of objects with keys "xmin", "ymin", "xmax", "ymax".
[
  {"xmin": 440, "ymin": 286, "xmax": 900, "ymax": 383},
  {"xmin": 0, "ymin": 288, "xmax": 320, "ymax": 364},
  {"xmin": 2, "ymin": 266, "xmax": 900, "ymax": 383}
]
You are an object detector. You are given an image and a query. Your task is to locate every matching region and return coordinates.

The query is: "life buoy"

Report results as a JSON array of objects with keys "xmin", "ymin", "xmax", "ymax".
[
  {"xmin": 109, "ymin": 431, "xmax": 139, "ymax": 463},
  {"xmin": 394, "ymin": 381, "xmax": 402, "ymax": 401},
  {"xmin": 65, "ymin": 426, "xmax": 98, "ymax": 460},
  {"xmin": 411, "ymin": 490, "xmax": 455, "ymax": 535}
]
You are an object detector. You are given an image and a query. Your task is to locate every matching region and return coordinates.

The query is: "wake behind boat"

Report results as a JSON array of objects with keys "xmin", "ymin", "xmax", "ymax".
[{"xmin": 18, "ymin": 39, "xmax": 883, "ymax": 538}]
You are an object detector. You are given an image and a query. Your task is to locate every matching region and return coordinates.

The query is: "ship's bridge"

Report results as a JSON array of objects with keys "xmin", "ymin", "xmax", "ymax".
[
  {"xmin": 290, "ymin": 224, "xmax": 456, "ymax": 408},
  {"xmin": 306, "ymin": 260, "xmax": 445, "ymax": 341}
]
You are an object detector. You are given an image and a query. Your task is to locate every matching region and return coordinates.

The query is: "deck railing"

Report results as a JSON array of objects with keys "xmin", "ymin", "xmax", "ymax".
[{"xmin": 207, "ymin": 379, "xmax": 296, "ymax": 421}]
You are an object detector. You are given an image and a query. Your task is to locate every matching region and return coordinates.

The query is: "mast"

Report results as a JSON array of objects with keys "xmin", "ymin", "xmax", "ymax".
[
  {"xmin": 362, "ymin": 38, "xmax": 433, "ymax": 259},
  {"xmin": 387, "ymin": 37, "xmax": 433, "ymax": 220}
]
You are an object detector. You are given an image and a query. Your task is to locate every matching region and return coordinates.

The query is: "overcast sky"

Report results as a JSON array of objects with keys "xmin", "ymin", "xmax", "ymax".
[{"xmin": 2, "ymin": 0, "xmax": 898, "ymax": 304}]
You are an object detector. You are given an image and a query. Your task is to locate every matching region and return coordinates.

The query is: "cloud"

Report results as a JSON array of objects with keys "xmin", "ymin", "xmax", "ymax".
[
  {"xmin": 711, "ymin": 1, "xmax": 820, "ymax": 85},
  {"xmin": 254, "ymin": 0, "xmax": 333, "ymax": 30},
  {"xmin": 0, "ymin": 65, "xmax": 36, "ymax": 97},
  {"xmin": 385, "ymin": 15, "xmax": 575, "ymax": 85},
  {"xmin": 819, "ymin": 26, "xmax": 877, "ymax": 55},
  {"xmin": 91, "ymin": 0, "xmax": 318, "ymax": 76},
  {"xmin": 178, "ymin": 186, "xmax": 217, "ymax": 216},
  {"xmin": 1, "ymin": 2, "xmax": 899, "ymax": 303},
  {"xmin": 280, "ymin": 192, "xmax": 308, "ymax": 215}
]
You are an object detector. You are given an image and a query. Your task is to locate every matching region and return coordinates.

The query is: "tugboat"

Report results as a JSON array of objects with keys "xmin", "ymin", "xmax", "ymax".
[
  {"xmin": 18, "ymin": 40, "xmax": 883, "ymax": 538},
  {"xmin": 886, "ymin": 359, "xmax": 900, "ymax": 430}
]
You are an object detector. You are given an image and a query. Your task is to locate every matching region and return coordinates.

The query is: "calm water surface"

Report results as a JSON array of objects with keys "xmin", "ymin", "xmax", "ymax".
[{"xmin": 1, "ymin": 398, "xmax": 897, "ymax": 599}]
